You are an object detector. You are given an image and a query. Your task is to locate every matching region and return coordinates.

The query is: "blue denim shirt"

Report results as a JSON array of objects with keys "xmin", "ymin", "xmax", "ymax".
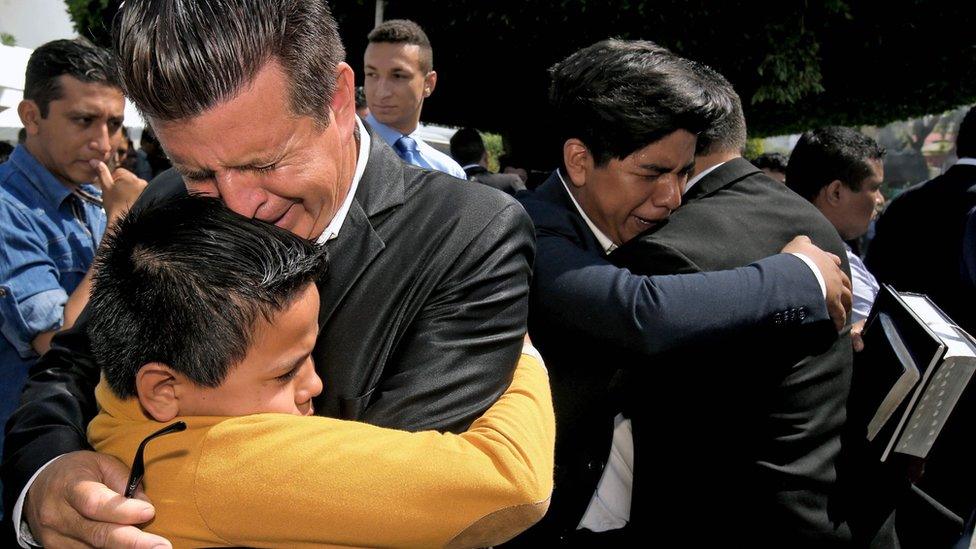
[
  {"xmin": 364, "ymin": 113, "xmax": 467, "ymax": 179},
  {"xmin": 0, "ymin": 145, "xmax": 106, "ymax": 464}
]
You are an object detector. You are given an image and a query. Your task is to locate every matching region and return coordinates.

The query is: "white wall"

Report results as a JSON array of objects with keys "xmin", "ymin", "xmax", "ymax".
[{"xmin": 0, "ymin": 0, "xmax": 76, "ymax": 49}]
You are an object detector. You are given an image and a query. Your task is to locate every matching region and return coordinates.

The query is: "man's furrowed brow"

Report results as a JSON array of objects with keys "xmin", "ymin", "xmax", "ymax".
[{"xmin": 175, "ymin": 164, "xmax": 215, "ymax": 180}]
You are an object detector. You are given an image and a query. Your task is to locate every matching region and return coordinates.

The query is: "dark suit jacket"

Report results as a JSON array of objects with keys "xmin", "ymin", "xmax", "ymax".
[
  {"xmin": 511, "ymin": 170, "xmax": 838, "ymax": 544},
  {"xmin": 866, "ymin": 163, "xmax": 976, "ymax": 335},
  {"xmin": 865, "ymin": 163, "xmax": 976, "ymax": 547},
  {"xmin": 465, "ymin": 165, "xmax": 527, "ymax": 196},
  {"xmin": 610, "ymin": 158, "xmax": 855, "ymax": 546},
  {"xmin": 2, "ymin": 128, "xmax": 536, "ymax": 515}
]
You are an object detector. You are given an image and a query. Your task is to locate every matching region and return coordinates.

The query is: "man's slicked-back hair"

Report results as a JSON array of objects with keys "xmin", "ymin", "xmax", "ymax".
[
  {"xmin": 956, "ymin": 107, "xmax": 975, "ymax": 159},
  {"xmin": 687, "ymin": 61, "xmax": 747, "ymax": 156},
  {"xmin": 24, "ymin": 38, "xmax": 119, "ymax": 117},
  {"xmin": 367, "ymin": 19, "xmax": 433, "ymax": 73},
  {"xmin": 113, "ymin": 0, "xmax": 344, "ymax": 124},
  {"xmin": 450, "ymin": 127, "xmax": 486, "ymax": 166},
  {"xmin": 88, "ymin": 194, "xmax": 328, "ymax": 398},
  {"xmin": 786, "ymin": 127, "xmax": 887, "ymax": 201},
  {"xmin": 549, "ymin": 39, "xmax": 710, "ymax": 166}
]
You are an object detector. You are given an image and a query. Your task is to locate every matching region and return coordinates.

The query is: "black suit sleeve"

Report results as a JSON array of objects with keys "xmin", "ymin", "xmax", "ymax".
[
  {"xmin": 965, "ymin": 207, "xmax": 976, "ymax": 289},
  {"xmin": 2, "ymin": 171, "xmax": 186, "ymax": 514},
  {"xmin": 360, "ymin": 202, "xmax": 535, "ymax": 433},
  {"xmin": 527, "ymin": 200, "xmax": 834, "ymax": 358}
]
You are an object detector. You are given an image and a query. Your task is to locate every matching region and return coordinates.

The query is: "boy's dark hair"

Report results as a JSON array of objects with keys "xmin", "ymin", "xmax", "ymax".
[
  {"xmin": 548, "ymin": 39, "xmax": 710, "ymax": 166},
  {"xmin": 89, "ymin": 195, "xmax": 328, "ymax": 398},
  {"xmin": 24, "ymin": 38, "xmax": 119, "ymax": 117},
  {"xmin": 113, "ymin": 0, "xmax": 344, "ymax": 125},
  {"xmin": 753, "ymin": 152, "xmax": 789, "ymax": 172},
  {"xmin": 450, "ymin": 128, "xmax": 486, "ymax": 166},
  {"xmin": 957, "ymin": 107, "xmax": 975, "ymax": 159},
  {"xmin": 687, "ymin": 60, "xmax": 747, "ymax": 156},
  {"xmin": 367, "ymin": 19, "xmax": 433, "ymax": 73},
  {"xmin": 786, "ymin": 127, "xmax": 887, "ymax": 201}
]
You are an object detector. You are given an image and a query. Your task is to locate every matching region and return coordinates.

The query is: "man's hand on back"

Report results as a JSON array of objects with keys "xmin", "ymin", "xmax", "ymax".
[
  {"xmin": 781, "ymin": 235, "xmax": 853, "ymax": 332},
  {"xmin": 24, "ymin": 450, "xmax": 171, "ymax": 549}
]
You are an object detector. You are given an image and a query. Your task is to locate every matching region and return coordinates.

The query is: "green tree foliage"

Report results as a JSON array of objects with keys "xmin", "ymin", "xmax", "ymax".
[
  {"xmin": 334, "ymin": 0, "xmax": 976, "ymax": 166},
  {"xmin": 64, "ymin": 0, "xmax": 120, "ymax": 47},
  {"xmin": 65, "ymin": 1, "xmax": 976, "ymax": 168}
]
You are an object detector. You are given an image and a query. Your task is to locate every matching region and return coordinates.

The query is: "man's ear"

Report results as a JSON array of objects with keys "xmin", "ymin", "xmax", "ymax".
[
  {"xmin": 824, "ymin": 179, "xmax": 845, "ymax": 205},
  {"xmin": 423, "ymin": 70, "xmax": 437, "ymax": 98},
  {"xmin": 136, "ymin": 363, "xmax": 181, "ymax": 422},
  {"xmin": 17, "ymin": 100, "xmax": 41, "ymax": 136},
  {"xmin": 330, "ymin": 61, "xmax": 357, "ymax": 135},
  {"xmin": 562, "ymin": 138, "xmax": 592, "ymax": 188}
]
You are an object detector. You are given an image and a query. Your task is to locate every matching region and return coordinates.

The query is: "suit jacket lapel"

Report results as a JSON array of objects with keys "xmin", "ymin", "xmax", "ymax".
[
  {"xmin": 317, "ymin": 126, "xmax": 404, "ymax": 323},
  {"xmin": 683, "ymin": 157, "xmax": 763, "ymax": 202}
]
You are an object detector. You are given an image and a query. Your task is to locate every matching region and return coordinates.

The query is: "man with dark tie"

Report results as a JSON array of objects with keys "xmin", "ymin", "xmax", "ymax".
[{"xmin": 362, "ymin": 19, "xmax": 465, "ymax": 178}]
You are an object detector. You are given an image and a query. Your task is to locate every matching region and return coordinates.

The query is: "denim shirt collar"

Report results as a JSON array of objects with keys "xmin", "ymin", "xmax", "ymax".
[{"xmin": 9, "ymin": 145, "xmax": 101, "ymax": 208}]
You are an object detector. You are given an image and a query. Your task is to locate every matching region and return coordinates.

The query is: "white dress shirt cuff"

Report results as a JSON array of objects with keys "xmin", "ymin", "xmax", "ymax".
[
  {"xmin": 13, "ymin": 455, "xmax": 65, "ymax": 548},
  {"xmin": 789, "ymin": 252, "xmax": 828, "ymax": 299}
]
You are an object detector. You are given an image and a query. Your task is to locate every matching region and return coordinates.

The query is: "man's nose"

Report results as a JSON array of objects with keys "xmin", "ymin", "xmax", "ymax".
[
  {"xmin": 653, "ymin": 177, "xmax": 683, "ymax": 212},
  {"xmin": 212, "ymin": 172, "xmax": 267, "ymax": 219},
  {"xmin": 89, "ymin": 124, "xmax": 113, "ymax": 156}
]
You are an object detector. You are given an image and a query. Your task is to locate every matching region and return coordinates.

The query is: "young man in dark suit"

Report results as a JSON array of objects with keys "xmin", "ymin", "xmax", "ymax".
[
  {"xmin": 610, "ymin": 62, "xmax": 862, "ymax": 545},
  {"xmin": 2, "ymin": 1, "xmax": 533, "ymax": 547},
  {"xmin": 513, "ymin": 40, "xmax": 853, "ymax": 545}
]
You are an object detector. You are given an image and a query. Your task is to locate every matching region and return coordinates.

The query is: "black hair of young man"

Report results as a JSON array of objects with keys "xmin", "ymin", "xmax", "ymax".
[
  {"xmin": 24, "ymin": 38, "xmax": 119, "ymax": 117},
  {"xmin": 786, "ymin": 127, "xmax": 887, "ymax": 201},
  {"xmin": 450, "ymin": 128, "xmax": 486, "ymax": 166},
  {"xmin": 88, "ymin": 195, "xmax": 328, "ymax": 398},
  {"xmin": 113, "ymin": 0, "xmax": 343, "ymax": 124},
  {"xmin": 956, "ymin": 107, "xmax": 975, "ymax": 158},
  {"xmin": 367, "ymin": 19, "xmax": 433, "ymax": 73},
  {"xmin": 753, "ymin": 152, "xmax": 789, "ymax": 172},
  {"xmin": 548, "ymin": 39, "xmax": 710, "ymax": 166},
  {"xmin": 686, "ymin": 60, "xmax": 748, "ymax": 156}
]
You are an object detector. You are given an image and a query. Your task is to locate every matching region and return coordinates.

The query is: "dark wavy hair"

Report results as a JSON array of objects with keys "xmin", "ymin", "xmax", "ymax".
[
  {"xmin": 548, "ymin": 39, "xmax": 711, "ymax": 166},
  {"xmin": 113, "ymin": 0, "xmax": 344, "ymax": 125},
  {"xmin": 24, "ymin": 38, "xmax": 119, "ymax": 117},
  {"xmin": 786, "ymin": 127, "xmax": 887, "ymax": 201},
  {"xmin": 89, "ymin": 194, "xmax": 328, "ymax": 398}
]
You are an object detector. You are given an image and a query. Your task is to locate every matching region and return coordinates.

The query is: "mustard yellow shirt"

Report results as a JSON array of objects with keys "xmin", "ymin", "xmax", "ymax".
[{"xmin": 88, "ymin": 352, "xmax": 554, "ymax": 548}]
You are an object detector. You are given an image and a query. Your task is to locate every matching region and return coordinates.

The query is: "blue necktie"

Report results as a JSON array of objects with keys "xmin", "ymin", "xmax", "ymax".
[{"xmin": 394, "ymin": 135, "xmax": 420, "ymax": 166}]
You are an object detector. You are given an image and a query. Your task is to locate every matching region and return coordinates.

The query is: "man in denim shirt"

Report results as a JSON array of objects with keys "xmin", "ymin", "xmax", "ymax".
[{"xmin": 0, "ymin": 39, "xmax": 145, "ymax": 516}]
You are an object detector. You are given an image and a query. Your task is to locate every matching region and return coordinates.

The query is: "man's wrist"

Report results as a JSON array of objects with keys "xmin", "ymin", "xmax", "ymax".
[
  {"xmin": 788, "ymin": 252, "xmax": 827, "ymax": 299},
  {"xmin": 13, "ymin": 455, "xmax": 66, "ymax": 548}
]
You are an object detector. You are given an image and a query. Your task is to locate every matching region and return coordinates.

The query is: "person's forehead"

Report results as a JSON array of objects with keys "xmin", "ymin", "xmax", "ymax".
[
  {"xmin": 52, "ymin": 75, "xmax": 125, "ymax": 114},
  {"xmin": 623, "ymin": 130, "xmax": 696, "ymax": 166},
  {"xmin": 364, "ymin": 42, "xmax": 425, "ymax": 72}
]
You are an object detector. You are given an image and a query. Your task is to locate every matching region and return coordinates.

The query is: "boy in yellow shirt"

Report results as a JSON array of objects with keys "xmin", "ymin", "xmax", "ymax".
[{"xmin": 86, "ymin": 194, "xmax": 554, "ymax": 548}]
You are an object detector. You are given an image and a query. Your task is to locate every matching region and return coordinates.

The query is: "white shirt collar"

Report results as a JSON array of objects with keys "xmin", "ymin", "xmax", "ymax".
[
  {"xmin": 956, "ymin": 157, "xmax": 976, "ymax": 167},
  {"xmin": 557, "ymin": 169, "xmax": 617, "ymax": 254},
  {"xmin": 684, "ymin": 160, "xmax": 726, "ymax": 194},
  {"xmin": 316, "ymin": 117, "xmax": 370, "ymax": 244}
]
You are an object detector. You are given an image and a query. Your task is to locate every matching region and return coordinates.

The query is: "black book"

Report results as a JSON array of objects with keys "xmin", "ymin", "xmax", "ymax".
[{"xmin": 854, "ymin": 285, "xmax": 976, "ymax": 461}]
